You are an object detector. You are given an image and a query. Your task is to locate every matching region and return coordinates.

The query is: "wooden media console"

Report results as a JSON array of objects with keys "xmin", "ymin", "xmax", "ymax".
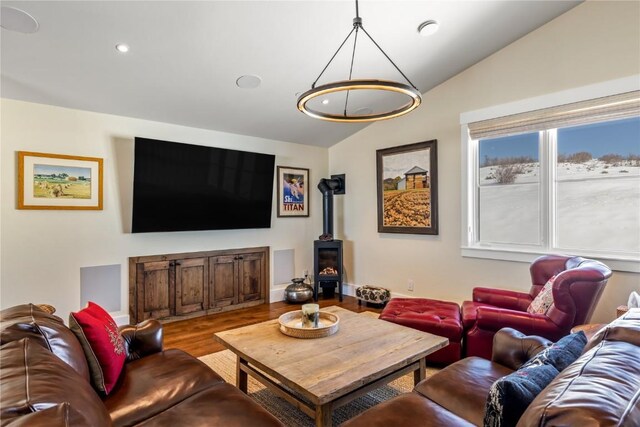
[{"xmin": 129, "ymin": 246, "xmax": 269, "ymax": 323}]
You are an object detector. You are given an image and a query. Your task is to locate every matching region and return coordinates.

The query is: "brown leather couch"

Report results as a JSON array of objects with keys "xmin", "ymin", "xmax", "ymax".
[
  {"xmin": 343, "ymin": 309, "xmax": 640, "ymax": 426},
  {"xmin": 0, "ymin": 304, "xmax": 283, "ymax": 427}
]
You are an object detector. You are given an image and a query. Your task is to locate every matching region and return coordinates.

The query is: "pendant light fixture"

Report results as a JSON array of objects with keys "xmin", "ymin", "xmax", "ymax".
[{"xmin": 297, "ymin": 0, "xmax": 421, "ymax": 123}]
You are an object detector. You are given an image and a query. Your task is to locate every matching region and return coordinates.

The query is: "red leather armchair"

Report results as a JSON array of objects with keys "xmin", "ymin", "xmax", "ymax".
[{"xmin": 462, "ymin": 255, "xmax": 611, "ymax": 360}]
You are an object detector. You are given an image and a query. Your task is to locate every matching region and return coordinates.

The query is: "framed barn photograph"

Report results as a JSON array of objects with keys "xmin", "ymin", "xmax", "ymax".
[
  {"xmin": 277, "ymin": 166, "xmax": 309, "ymax": 217},
  {"xmin": 376, "ymin": 140, "xmax": 438, "ymax": 234},
  {"xmin": 18, "ymin": 151, "xmax": 103, "ymax": 210}
]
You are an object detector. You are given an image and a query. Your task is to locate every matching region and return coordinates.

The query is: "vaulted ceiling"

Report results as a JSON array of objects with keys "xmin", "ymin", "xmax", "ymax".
[{"xmin": 1, "ymin": 1, "xmax": 580, "ymax": 146}]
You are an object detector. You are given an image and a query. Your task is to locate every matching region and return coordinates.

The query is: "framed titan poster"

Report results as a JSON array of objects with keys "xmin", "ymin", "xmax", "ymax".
[
  {"xmin": 277, "ymin": 166, "xmax": 309, "ymax": 217},
  {"xmin": 376, "ymin": 140, "xmax": 438, "ymax": 234}
]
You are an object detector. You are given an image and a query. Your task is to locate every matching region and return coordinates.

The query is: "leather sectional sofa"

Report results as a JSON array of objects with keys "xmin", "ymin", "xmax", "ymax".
[
  {"xmin": 0, "ymin": 304, "xmax": 283, "ymax": 427},
  {"xmin": 343, "ymin": 309, "xmax": 640, "ymax": 426}
]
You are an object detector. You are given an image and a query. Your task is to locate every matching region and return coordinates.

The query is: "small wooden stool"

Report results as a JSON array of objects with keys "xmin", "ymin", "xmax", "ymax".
[
  {"xmin": 571, "ymin": 323, "xmax": 607, "ymax": 341},
  {"xmin": 616, "ymin": 305, "xmax": 629, "ymax": 318},
  {"xmin": 35, "ymin": 304, "xmax": 56, "ymax": 314}
]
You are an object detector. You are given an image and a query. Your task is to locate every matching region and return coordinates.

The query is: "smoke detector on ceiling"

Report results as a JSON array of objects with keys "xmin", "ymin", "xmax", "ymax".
[
  {"xmin": 1, "ymin": 6, "xmax": 39, "ymax": 34},
  {"xmin": 418, "ymin": 20, "xmax": 439, "ymax": 36},
  {"xmin": 236, "ymin": 75, "xmax": 262, "ymax": 89}
]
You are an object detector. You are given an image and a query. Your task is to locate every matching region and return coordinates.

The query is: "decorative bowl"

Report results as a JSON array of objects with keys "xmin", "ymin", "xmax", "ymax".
[{"xmin": 284, "ymin": 278, "xmax": 314, "ymax": 303}]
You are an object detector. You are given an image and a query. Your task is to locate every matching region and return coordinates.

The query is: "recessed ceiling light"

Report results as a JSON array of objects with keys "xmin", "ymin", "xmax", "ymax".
[
  {"xmin": 0, "ymin": 6, "xmax": 39, "ymax": 34},
  {"xmin": 418, "ymin": 20, "xmax": 439, "ymax": 36},
  {"xmin": 236, "ymin": 75, "xmax": 262, "ymax": 89},
  {"xmin": 322, "ymin": 99, "xmax": 330, "ymax": 105},
  {"xmin": 115, "ymin": 43, "xmax": 130, "ymax": 53}
]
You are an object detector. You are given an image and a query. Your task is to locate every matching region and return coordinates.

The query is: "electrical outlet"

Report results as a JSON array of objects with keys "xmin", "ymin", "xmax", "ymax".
[
  {"xmin": 408, "ymin": 279, "xmax": 414, "ymax": 292},
  {"xmin": 303, "ymin": 269, "xmax": 309, "ymax": 277}
]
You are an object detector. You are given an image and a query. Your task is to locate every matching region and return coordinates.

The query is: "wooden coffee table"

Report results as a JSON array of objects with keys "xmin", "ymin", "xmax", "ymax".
[{"xmin": 214, "ymin": 306, "xmax": 448, "ymax": 427}]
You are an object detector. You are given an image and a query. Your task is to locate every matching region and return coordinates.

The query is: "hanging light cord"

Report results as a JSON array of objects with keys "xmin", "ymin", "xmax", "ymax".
[
  {"xmin": 359, "ymin": 25, "xmax": 418, "ymax": 91},
  {"xmin": 310, "ymin": 0, "xmax": 418, "ymax": 92},
  {"xmin": 311, "ymin": 27, "xmax": 355, "ymax": 89},
  {"xmin": 298, "ymin": 0, "xmax": 422, "ymax": 123},
  {"xmin": 343, "ymin": 21, "xmax": 359, "ymax": 116}
]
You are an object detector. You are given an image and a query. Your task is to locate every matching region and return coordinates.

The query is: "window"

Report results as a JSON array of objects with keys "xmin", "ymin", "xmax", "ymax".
[
  {"xmin": 555, "ymin": 117, "xmax": 640, "ymax": 254},
  {"xmin": 478, "ymin": 132, "xmax": 541, "ymax": 246},
  {"xmin": 461, "ymin": 82, "xmax": 640, "ymax": 272}
]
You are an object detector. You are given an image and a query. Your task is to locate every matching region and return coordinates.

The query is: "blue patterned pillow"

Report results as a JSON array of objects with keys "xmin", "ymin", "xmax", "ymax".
[
  {"xmin": 484, "ymin": 363, "xmax": 560, "ymax": 427},
  {"xmin": 523, "ymin": 331, "xmax": 587, "ymax": 371}
]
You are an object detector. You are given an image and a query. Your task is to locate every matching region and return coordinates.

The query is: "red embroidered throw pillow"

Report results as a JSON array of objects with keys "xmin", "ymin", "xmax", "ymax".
[
  {"xmin": 527, "ymin": 275, "xmax": 556, "ymax": 315},
  {"xmin": 69, "ymin": 302, "xmax": 126, "ymax": 394}
]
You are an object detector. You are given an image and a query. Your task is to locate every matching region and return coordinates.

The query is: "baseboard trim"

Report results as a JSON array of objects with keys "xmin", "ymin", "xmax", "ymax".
[
  {"xmin": 271, "ymin": 282, "xmax": 358, "ymax": 303},
  {"xmin": 390, "ymin": 291, "xmax": 419, "ymax": 299},
  {"xmin": 270, "ymin": 285, "xmax": 287, "ymax": 303},
  {"xmin": 271, "ymin": 283, "xmax": 417, "ymax": 304}
]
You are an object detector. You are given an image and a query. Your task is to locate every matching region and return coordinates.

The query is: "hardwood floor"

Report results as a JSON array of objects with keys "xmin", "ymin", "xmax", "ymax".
[{"xmin": 163, "ymin": 296, "xmax": 382, "ymax": 357}]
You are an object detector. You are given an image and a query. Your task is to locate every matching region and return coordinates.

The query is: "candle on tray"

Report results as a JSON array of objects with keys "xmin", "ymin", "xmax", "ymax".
[{"xmin": 301, "ymin": 303, "xmax": 320, "ymax": 328}]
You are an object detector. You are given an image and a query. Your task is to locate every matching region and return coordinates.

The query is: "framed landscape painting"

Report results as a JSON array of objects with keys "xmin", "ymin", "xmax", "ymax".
[
  {"xmin": 18, "ymin": 151, "xmax": 103, "ymax": 210},
  {"xmin": 277, "ymin": 166, "xmax": 309, "ymax": 217},
  {"xmin": 376, "ymin": 140, "xmax": 438, "ymax": 234}
]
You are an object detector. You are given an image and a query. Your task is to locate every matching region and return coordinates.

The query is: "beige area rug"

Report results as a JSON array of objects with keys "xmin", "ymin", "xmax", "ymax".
[{"xmin": 198, "ymin": 311, "xmax": 439, "ymax": 427}]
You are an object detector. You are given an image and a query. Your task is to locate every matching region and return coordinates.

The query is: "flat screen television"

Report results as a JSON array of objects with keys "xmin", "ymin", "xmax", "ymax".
[{"xmin": 132, "ymin": 137, "xmax": 275, "ymax": 233}]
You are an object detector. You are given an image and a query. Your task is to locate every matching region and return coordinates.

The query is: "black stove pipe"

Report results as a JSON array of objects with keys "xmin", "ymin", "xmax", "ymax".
[{"xmin": 317, "ymin": 178, "xmax": 343, "ymax": 237}]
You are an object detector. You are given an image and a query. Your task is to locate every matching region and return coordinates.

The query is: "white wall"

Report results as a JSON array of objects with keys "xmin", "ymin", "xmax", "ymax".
[
  {"xmin": 1, "ymin": 1, "xmax": 638, "ymax": 325},
  {"xmin": 0, "ymin": 100, "xmax": 327, "ymax": 320},
  {"xmin": 329, "ymin": 1, "xmax": 640, "ymax": 323}
]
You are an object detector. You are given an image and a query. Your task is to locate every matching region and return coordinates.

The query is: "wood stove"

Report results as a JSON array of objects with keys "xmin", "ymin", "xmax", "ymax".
[
  {"xmin": 313, "ymin": 240, "xmax": 343, "ymax": 301},
  {"xmin": 314, "ymin": 176, "xmax": 345, "ymax": 301}
]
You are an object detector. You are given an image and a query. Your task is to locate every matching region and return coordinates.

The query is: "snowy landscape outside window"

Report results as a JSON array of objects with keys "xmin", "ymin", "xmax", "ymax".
[
  {"xmin": 478, "ymin": 132, "xmax": 541, "ymax": 246},
  {"xmin": 461, "ymin": 83, "xmax": 640, "ymax": 272},
  {"xmin": 554, "ymin": 117, "xmax": 639, "ymax": 254},
  {"xmin": 475, "ymin": 117, "xmax": 639, "ymax": 255}
]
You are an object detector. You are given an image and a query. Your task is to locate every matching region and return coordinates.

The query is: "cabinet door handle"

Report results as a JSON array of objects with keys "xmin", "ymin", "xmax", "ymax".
[
  {"xmin": 175, "ymin": 261, "xmax": 182, "ymax": 266},
  {"xmin": 237, "ymin": 256, "xmax": 243, "ymax": 260}
]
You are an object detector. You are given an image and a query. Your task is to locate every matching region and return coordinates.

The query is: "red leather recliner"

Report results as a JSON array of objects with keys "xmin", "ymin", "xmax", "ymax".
[{"xmin": 462, "ymin": 255, "xmax": 612, "ymax": 360}]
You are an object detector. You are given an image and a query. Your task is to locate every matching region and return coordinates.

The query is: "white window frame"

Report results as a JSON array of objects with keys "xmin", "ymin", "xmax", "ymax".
[{"xmin": 461, "ymin": 76, "xmax": 640, "ymax": 273}]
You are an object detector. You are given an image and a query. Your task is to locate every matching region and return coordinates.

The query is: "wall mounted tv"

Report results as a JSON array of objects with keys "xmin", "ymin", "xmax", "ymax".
[{"xmin": 132, "ymin": 137, "xmax": 275, "ymax": 233}]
